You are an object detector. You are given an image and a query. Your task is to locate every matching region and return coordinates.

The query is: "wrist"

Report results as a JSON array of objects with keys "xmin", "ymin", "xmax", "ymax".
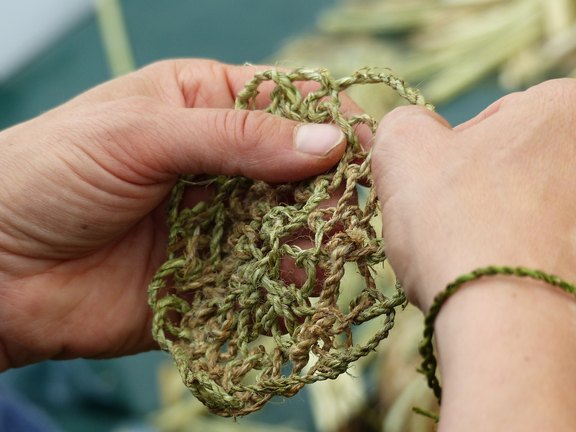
[{"xmin": 434, "ymin": 276, "xmax": 576, "ymax": 431}]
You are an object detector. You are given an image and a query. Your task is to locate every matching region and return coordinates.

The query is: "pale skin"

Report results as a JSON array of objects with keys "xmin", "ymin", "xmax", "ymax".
[
  {"xmin": 2, "ymin": 59, "xmax": 576, "ymax": 429},
  {"xmin": 0, "ymin": 59, "xmax": 349, "ymax": 370},
  {"xmin": 373, "ymin": 78, "xmax": 576, "ymax": 431}
]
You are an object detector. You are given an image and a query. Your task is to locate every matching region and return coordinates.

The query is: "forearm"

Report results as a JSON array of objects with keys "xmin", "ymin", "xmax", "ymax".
[{"xmin": 435, "ymin": 278, "xmax": 576, "ymax": 431}]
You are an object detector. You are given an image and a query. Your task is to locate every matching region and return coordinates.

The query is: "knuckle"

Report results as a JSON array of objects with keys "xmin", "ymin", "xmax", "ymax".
[
  {"xmin": 116, "ymin": 95, "xmax": 161, "ymax": 115},
  {"xmin": 377, "ymin": 105, "xmax": 428, "ymax": 138},
  {"xmin": 223, "ymin": 109, "xmax": 250, "ymax": 150},
  {"xmin": 519, "ymin": 78, "xmax": 576, "ymax": 110},
  {"xmin": 531, "ymin": 78, "xmax": 576, "ymax": 95},
  {"xmin": 140, "ymin": 59, "xmax": 179, "ymax": 76},
  {"xmin": 221, "ymin": 109, "xmax": 273, "ymax": 153}
]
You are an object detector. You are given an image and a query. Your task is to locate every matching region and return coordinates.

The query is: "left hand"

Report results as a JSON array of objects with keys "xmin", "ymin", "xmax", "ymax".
[{"xmin": 0, "ymin": 59, "xmax": 354, "ymax": 370}]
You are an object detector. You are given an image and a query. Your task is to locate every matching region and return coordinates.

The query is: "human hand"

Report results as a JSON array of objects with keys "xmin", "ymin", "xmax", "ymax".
[
  {"xmin": 0, "ymin": 59, "xmax": 352, "ymax": 370},
  {"xmin": 372, "ymin": 78, "xmax": 576, "ymax": 311}
]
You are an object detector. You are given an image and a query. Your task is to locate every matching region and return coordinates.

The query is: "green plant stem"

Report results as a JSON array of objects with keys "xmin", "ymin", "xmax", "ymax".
[{"xmin": 95, "ymin": 0, "xmax": 135, "ymax": 77}]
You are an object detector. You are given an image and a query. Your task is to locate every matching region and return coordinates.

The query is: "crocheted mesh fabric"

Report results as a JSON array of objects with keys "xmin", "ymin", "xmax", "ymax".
[{"xmin": 148, "ymin": 68, "xmax": 431, "ymax": 417}]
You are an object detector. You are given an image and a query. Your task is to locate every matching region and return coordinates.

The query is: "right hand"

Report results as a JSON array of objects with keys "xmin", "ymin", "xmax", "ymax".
[{"xmin": 372, "ymin": 78, "xmax": 576, "ymax": 311}]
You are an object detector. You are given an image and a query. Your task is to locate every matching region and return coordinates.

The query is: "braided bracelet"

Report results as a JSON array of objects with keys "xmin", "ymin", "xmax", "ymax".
[{"xmin": 419, "ymin": 265, "xmax": 576, "ymax": 403}]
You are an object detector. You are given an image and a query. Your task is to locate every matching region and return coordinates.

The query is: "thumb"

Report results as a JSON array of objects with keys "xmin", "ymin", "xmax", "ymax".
[
  {"xmin": 370, "ymin": 106, "xmax": 452, "ymax": 299},
  {"xmin": 120, "ymin": 102, "xmax": 346, "ymax": 183},
  {"xmin": 374, "ymin": 105, "xmax": 452, "ymax": 154},
  {"xmin": 371, "ymin": 105, "xmax": 452, "ymax": 194}
]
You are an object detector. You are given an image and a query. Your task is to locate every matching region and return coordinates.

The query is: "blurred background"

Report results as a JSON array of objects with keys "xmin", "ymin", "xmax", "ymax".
[{"xmin": 1, "ymin": 0, "xmax": 574, "ymax": 431}]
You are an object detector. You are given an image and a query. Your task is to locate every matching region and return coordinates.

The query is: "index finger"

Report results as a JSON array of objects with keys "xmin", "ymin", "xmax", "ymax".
[{"xmin": 173, "ymin": 59, "xmax": 367, "ymax": 116}]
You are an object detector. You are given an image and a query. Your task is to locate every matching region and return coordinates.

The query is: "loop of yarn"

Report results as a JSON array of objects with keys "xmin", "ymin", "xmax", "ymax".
[{"xmin": 148, "ymin": 68, "xmax": 431, "ymax": 417}]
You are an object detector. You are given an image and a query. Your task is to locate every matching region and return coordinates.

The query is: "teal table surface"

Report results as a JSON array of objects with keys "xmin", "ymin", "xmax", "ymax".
[{"xmin": 0, "ymin": 0, "xmax": 337, "ymax": 130}]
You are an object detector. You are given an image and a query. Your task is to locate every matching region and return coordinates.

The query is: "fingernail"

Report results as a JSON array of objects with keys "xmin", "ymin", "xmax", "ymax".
[{"xmin": 294, "ymin": 124, "xmax": 345, "ymax": 157}]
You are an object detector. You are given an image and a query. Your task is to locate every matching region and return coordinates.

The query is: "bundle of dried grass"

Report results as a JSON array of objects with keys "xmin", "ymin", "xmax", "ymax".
[{"xmin": 272, "ymin": 0, "xmax": 576, "ymax": 107}]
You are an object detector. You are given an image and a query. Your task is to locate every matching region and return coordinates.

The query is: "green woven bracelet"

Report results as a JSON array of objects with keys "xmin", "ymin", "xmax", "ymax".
[{"xmin": 419, "ymin": 265, "xmax": 576, "ymax": 404}]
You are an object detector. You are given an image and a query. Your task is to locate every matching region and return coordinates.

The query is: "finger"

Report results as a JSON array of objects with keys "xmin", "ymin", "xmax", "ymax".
[
  {"xmin": 60, "ymin": 59, "xmax": 261, "ymax": 109},
  {"xmin": 89, "ymin": 59, "xmax": 363, "ymax": 114},
  {"xmin": 101, "ymin": 100, "xmax": 347, "ymax": 183},
  {"xmin": 371, "ymin": 105, "xmax": 453, "ymax": 198},
  {"xmin": 369, "ymin": 106, "xmax": 453, "ymax": 293},
  {"xmin": 198, "ymin": 61, "xmax": 373, "ymax": 155},
  {"xmin": 173, "ymin": 60, "xmax": 306, "ymax": 108},
  {"xmin": 374, "ymin": 105, "xmax": 452, "ymax": 156},
  {"xmin": 173, "ymin": 60, "xmax": 366, "ymax": 114},
  {"xmin": 61, "ymin": 59, "xmax": 367, "ymax": 136},
  {"xmin": 168, "ymin": 59, "xmax": 370, "ymax": 152},
  {"xmin": 192, "ymin": 61, "xmax": 372, "ymax": 148}
]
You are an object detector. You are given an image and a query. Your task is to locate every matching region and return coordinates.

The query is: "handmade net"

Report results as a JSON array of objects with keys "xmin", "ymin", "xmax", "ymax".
[{"xmin": 148, "ymin": 68, "xmax": 431, "ymax": 417}]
